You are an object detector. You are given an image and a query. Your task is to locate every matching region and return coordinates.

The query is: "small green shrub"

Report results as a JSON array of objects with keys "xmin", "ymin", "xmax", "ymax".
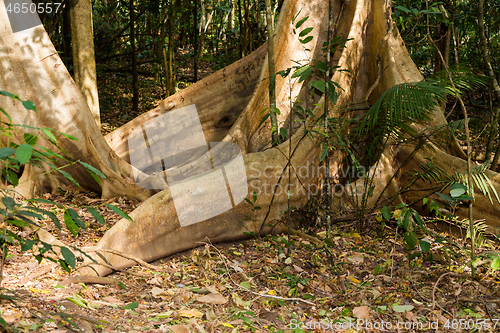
[{"xmin": 0, "ymin": 91, "xmax": 131, "ymax": 329}]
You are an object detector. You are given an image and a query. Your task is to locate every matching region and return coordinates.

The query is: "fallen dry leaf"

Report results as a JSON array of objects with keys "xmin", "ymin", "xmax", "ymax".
[
  {"xmin": 293, "ymin": 264, "xmax": 304, "ymax": 272},
  {"xmin": 178, "ymin": 309, "xmax": 204, "ymax": 318},
  {"xmin": 347, "ymin": 253, "xmax": 364, "ymax": 264},
  {"xmin": 206, "ymin": 308, "xmax": 217, "ymax": 321},
  {"xmin": 102, "ymin": 296, "xmax": 124, "ymax": 306},
  {"xmin": 194, "ymin": 285, "xmax": 218, "ymax": 294},
  {"xmin": 151, "ymin": 286, "xmax": 167, "ymax": 297},
  {"xmin": 369, "ymin": 289, "xmax": 381, "ymax": 299},
  {"xmin": 147, "ymin": 276, "xmax": 163, "ymax": 286},
  {"xmin": 163, "ymin": 324, "xmax": 190, "ymax": 333},
  {"xmin": 1, "ymin": 315, "xmax": 16, "ymax": 324},
  {"xmin": 353, "ymin": 306, "xmax": 371, "ymax": 320},
  {"xmin": 405, "ymin": 311, "xmax": 418, "ymax": 323},
  {"xmin": 196, "ymin": 292, "xmax": 228, "ymax": 304},
  {"xmin": 436, "ymin": 312, "xmax": 448, "ymax": 325},
  {"xmin": 347, "ymin": 275, "xmax": 361, "ymax": 284},
  {"xmin": 259, "ymin": 310, "xmax": 278, "ymax": 321}
]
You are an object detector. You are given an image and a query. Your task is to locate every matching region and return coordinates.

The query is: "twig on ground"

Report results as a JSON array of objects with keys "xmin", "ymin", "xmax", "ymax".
[
  {"xmin": 432, "ymin": 272, "xmax": 452, "ymax": 310},
  {"xmin": 409, "ymin": 274, "xmax": 452, "ymax": 316}
]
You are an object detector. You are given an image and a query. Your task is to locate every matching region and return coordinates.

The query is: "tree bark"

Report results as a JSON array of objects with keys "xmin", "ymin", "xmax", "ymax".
[
  {"xmin": 1, "ymin": 0, "xmax": 500, "ymax": 278},
  {"xmin": 63, "ymin": 0, "xmax": 71, "ymax": 64},
  {"xmin": 69, "ymin": 0, "xmax": 100, "ymax": 127},
  {"xmin": 167, "ymin": 0, "xmax": 175, "ymax": 96},
  {"xmin": 265, "ymin": 0, "xmax": 279, "ymax": 145},
  {"xmin": 478, "ymin": 0, "xmax": 500, "ymax": 170},
  {"xmin": 198, "ymin": 0, "xmax": 206, "ymax": 62},
  {"xmin": 130, "ymin": 0, "xmax": 139, "ymax": 111},
  {"xmin": 237, "ymin": 0, "xmax": 244, "ymax": 58},
  {"xmin": 193, "ymin": 0, "xmax": 199, "ymax": 82}
]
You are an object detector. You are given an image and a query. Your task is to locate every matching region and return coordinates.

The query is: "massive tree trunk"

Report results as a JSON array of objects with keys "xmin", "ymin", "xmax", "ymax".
[{"xmin": 1, "ymin": 0, "xmax": 499, "ymax": 277}]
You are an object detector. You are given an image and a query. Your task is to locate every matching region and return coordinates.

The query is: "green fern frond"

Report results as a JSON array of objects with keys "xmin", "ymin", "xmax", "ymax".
[
  {"xmin": 465, "ymin": 219, "xmax": 488, "ymax": 247},
  {"xmin": 447, "ymin": 119, "xmax": 465, "ymax": 140},
  {"xmin": 407, "ymin": 156, "xmax": 448, "ymax": 188},
  {"xmin": 359, "ymin": 81, "xmax": 446, "ymax": 136},
  {"xmin": 453, "ymin": 161, "xmax": 500, "ymax": 205},
  {"xmin": 426, "ymin": 66, "xmax": 490, "ymax": 96}
]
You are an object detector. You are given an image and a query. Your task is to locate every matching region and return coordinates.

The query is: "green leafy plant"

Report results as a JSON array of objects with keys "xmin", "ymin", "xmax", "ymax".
[
  {"xmin": 435, "ymin": 183, "xmax": 474, "ymax": 215},
  {"xmin": 0, "ymin": 91, "xmax": 132, "ymax": 330},
  {"xmin": 343, "ymin": 66, "xmax": 490, "ymax": 232},
  {"xmin": 377, "ymin": 203, "xmax": 457, "ymax": 264}
]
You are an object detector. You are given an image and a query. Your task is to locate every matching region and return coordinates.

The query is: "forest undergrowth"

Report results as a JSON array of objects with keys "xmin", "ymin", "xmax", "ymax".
[{"xmin": 2, "ymin": 188, "xmax": 500, "ymax": 332}]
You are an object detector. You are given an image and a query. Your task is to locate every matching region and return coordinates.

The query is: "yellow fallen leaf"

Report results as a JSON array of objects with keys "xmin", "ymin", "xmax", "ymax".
[
  {"xmin": 28, "ymin": 288, "xmax": 51, "ymax": 294},
  {"xmin": 178, "ymin": 309, "xmax": 203, "ymax": 318},
  {"xmin": 222, "ymin": 323, "xmax": 234, "ymax": 328},
  {"xmin": 267, "ymin": 290, "xmax": 276, "ymax": 296},
  {"xmin": 393, "ymin": 209, "xmax": 402, "ymax": 220},
  {"xmin": 347, "ymin": 276, "xmax": 360, "ymax": 284},
  {"xmin": 233, "ymin": 251, "xmax": 242, "ymax": 256}
]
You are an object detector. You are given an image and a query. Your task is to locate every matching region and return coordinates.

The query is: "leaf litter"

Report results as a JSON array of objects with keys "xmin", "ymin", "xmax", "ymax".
[{"xmin": 2, "ymin": 193, "xmax": 500, "ymax": 332}]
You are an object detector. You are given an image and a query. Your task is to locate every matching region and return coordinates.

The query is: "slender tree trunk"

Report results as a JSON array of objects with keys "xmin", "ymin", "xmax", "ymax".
[
  {"xmin": 265, "ymin": 0, "xmax": 279, "ymax": 145},
  {"xmin": 244, "ymin": 0, "xmax": 250, "ymax": 52},
  {"xmin": 478, "ymin": 0, "xmax": 500, "ymax": 170},
  {"xmin": 96, "ymin": 8, "xmax": 148, "ymax": 54},
  {"xmin": 198, "ymin": 0, "xmax": 206, "ymax": 62},
  {"xmin": 229, "ymin": 0, "xmax": 235, "ymax": 50},
  {"xmin": 63, "ymin": 0, "xmax": 71, "ymax": 64},
  {"xmin": 130, "ymin": 0, "xmax": 139, "ymax": 111},
  {"xmin": 193, "ymin": 0, "xmax": 199, "ymax": 82},
  {"xmin": 158, "ymin": 0, "xmax": 175, "ymax": 97},
  {"xmin": 485, "ymin": 85, "xmax": 500, "ymax": 163},
  {"xmin": 432, "ymin": 5, "xmax": 451, "ymax": 111},
  {"xmin": 230, "ymin": 0, "xmax": 235, "ymax": 31},
  {"xmin": 167, "ymin": 0, "xmax": 175, "ymax": 95},
  {"xmin": 237, "ymin": 0, "xmax": 244, "ymax": 58},
  {"xmin": 69, "ymin": 0, "xmax": 100, "ymax": 127},
  {"xmin": 433, "ymin": 22, "xmax": 450, "ymax": 74}
]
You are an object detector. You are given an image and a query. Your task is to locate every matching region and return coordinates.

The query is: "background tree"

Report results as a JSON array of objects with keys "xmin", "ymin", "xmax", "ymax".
[
  {"xmin": 69, "ymin": 0, "xmax": 100, "ymax": 127},
  {"xmin": 393, "ymin": 0, "xmax": 500, "ymax": 169}
]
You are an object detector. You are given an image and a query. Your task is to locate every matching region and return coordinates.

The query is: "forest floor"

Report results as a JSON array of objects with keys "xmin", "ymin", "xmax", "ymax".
[
  {"xmin": 2, "ymin": 192, "xmax": 500, "ymax": 333},
  {"xmin": 3, "ymin": 65, "xmax": 500, "ymax": 333}
]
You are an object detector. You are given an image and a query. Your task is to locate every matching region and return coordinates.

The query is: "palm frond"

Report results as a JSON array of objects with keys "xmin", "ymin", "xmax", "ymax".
[
  {"xmin": 453, "ymin": 161, "xmax": 500, "ymax": 205},
  {"xmin": 446, "ymin": 119, "xmax": 465, "ymax": 141},
  {"xmin": 465, "ymin": 219, "xmax": 488, "ymax": 247},
  {"xmin": 407, "ymin": 156, "xmax": 448, "ymax": 188},
  {"xmin": 359, "ymin": 81, "xmax": 447, "ymax": 136},
  {"xmin": 426, "ymin": 66, "xmax": 491, "ymax": 96}
]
